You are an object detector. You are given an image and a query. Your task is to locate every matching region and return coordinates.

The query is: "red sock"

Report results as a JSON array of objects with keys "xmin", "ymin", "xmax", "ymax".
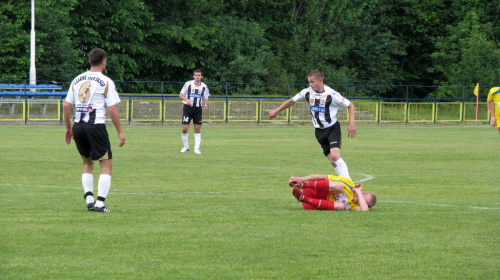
[
  {"xmin": 302, "ymin": 180, "xmax": 330, "ymax": 192},
  {"xmin": 303, "ymin": 196, "xmax": 334, "ymax": 210}
]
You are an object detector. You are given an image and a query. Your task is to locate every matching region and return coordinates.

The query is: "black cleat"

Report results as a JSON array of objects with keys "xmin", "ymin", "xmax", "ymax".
[
  {"xmin": 94, "ymin": 205, "xmax": 111, "ymax": 213},
  {"xmin": 86, "ymin": 202, "xmax": 95, "ymax": 211}
]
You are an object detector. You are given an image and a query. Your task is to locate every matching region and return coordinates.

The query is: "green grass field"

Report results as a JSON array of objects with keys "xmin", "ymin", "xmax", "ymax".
[{"xmin": 1, "ymin": 124, "xmax": 498, "ymax": 279}]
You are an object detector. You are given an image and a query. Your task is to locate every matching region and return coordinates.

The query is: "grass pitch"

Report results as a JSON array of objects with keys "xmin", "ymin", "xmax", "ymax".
[{"xmin": 1, "ymin": 124, "xmax": 498, "ymax": 279}]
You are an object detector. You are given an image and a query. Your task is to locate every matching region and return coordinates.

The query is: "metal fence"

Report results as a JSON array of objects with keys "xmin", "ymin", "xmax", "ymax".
[
  {"xmin": 0, "ymin": 79, "xmax": 491, "ymax": 125},
  {"xmin": 0, "ymin": 94, "xmax": 490, "ymax": 125}
]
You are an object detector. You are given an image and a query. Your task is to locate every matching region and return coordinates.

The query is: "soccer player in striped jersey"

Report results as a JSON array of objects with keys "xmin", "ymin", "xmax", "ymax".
[
  {"xmin": 269, "ymin": 70, "xmax": 356, "ymax": 178},
  {"xmin": 179, "ymin": 69, "xmax": 210, "ymax": 154},
  {"xmin": 63, "ymin": 48, "xmax": 126, "ymax": 213},
  {"xmin": 289, "ymin": 174, "xmax": 377, "ymax": 211},
  {"xmin": 487, "ymin": 80, "xmax": 500, "ymax": 134}
]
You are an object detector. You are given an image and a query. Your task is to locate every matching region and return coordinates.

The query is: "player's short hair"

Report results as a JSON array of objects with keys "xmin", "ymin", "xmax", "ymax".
[
  {"xmin": 366, "ymin": 192, "xmax": 377, "ymax": 208},
  {"xmin": 308, "ymin": 70, "xmax": 324, "ymax": 81},
  {"xmin": 89, "ymin": 48, "xmax": 107, "ymax": 67},
  {"xmin": 194, "ymin": 69, "xmax": 203, "ymax": 75}
]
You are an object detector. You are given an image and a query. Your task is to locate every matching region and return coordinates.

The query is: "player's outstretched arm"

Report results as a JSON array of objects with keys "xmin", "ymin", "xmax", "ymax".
[
  {"xmin": 289, "ymin": 174, "xmax": 328, "ymax": 185},
  {"xmin": 269, "ymin": 98, "xmax": 295, "ymax": 119}
]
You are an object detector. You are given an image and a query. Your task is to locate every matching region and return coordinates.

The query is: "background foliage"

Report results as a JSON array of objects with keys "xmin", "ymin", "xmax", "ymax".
[{"xmin": 0, "ymin": 0, "xmax": 499, "ymax": 98}]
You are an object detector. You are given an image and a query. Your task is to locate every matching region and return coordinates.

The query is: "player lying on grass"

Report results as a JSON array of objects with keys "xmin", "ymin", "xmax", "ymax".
[{"xmin": 289, "ymin": 174, "xmax": 377, "ymax": 211}]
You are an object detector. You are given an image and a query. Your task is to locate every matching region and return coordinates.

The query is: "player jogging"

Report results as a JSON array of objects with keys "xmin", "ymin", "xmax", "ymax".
[{"xmin": 269, "ymin": 70, "xmax": 356, "ymax": 178}]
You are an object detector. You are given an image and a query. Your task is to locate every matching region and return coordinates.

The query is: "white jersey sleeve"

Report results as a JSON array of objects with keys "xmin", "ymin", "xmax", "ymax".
[
  {"xmin": 329, "ymin": 87, "xmax": 350, "ymax": 108},
  {"xmin": 292, "ymin": 88, "xmax": 309, "ymax": 102}
]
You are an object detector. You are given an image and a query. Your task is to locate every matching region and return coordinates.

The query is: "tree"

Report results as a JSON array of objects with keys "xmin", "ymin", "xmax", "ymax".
[
  {"xmin": 35, "ymin": 0, "xmax": 79, "ymax": 83},
  {"xmin": 69, "ymin": 0, "xmax": 152, "ymax": 84},
  {"xmin": 0, "ymin": 1, "xmax": 30, "ymax": 80},
  {"xmin": 430, "ymin": 10, "xmax": 500, "ymax": 98}
]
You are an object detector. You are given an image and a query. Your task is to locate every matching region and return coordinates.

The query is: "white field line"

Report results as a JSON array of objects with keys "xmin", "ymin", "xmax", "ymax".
[{"xmin": 355, "ymin": 173, "xmax": 375, "ymax": 183}]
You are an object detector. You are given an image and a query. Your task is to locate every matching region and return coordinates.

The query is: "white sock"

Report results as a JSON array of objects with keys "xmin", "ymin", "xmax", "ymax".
[
  {"xmin": 194, "ymin": 133, "xmax": 201, "ymax": 150},
  {"xmin": 97, "ymin": 174, "xmax": 111, "ymax": 205},
  {"xmin": 182, "ymin": 133, "xmax": 189, "ymax": 148},
  {"xmin": 334, "ymin": 158, "xmax": 350, "ymax": 179},
  {"xmin": 82, "ymin": 173, "xmax": 94, "ymax": 202}
]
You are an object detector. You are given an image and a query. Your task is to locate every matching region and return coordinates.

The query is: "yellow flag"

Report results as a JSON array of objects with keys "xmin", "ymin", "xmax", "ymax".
[{"xmin": 474, "ymin": 83, "xmax": 479, "ymax": 96}]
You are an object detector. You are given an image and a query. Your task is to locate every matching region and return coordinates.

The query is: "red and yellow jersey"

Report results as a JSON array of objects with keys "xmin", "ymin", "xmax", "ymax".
[
  {"xmin": 325, "ymin": 175, "xmax": 359, "ymax": 211},
  {"xmin": 487, "ymin": 87, "xmax": 500, "ymax": 127}
]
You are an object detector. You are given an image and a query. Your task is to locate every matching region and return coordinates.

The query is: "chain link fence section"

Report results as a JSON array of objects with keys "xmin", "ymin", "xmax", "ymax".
[
  {"xmin": 259, "ymin": 100, "xmax": 289, "ymax": 123},
  {"xmin": 205, "ymin": 100, "xmax": 226, "ymax": 122},
  {"xmin": 164, "ymin": 99, "xmax": 182, "ymax": 122},
  {"xmin": 436, "ymin": 102, "xmax": 462, "ymax": 122},
  {"xmin": 0, "ymin": 99, "xmax": 24, "ymax": 121},
  {"xmin": 28, "ymin": 99, "xmax": 60, "ymax": 121},
  {"xmin": 380, "ymin": 102, "xmax": 407, "ymax": 122},
  {"xmin": 408, "ymin": 102, "xmax": 435, "ymax": 123},
  {"xmin": 355, "ymin": 101, "xmax": 378, "ymax": 122},
  {"xmin": 463, "ymin": 102, "xmax": 489, "ymax": 122},
  {"xmin": 131, "ymin": 99, "xmax": 162, "ymax": 122},
  {"xmin": 227, "ymin": 99, "xmax": 259, "ymax": 122}
]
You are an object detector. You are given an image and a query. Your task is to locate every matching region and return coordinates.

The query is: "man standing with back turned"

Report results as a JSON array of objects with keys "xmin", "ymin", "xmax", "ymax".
[
  {"xmin": 179, "ymin": 69, "xmax": 210, "ymax": 154},
  {"xmin": 269, "ymin": 70, "xmax": 356, "ymax": 178},
  {"xmin": 63, "ymin": 48, "xmax": 126, "ymax": 213}
]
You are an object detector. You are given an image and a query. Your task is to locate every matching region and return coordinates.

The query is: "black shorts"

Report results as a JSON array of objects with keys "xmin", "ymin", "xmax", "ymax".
[
  {"xmin": 182, "ymin": 105, "xmax": 203, "ymax": 125},
  {"xmin": 72, "ymin": 122, "xmax": 112, "ymax": 161},
  {"xmin": 315, "ymin": 121, "xmax": 342, "ymax": 156}
]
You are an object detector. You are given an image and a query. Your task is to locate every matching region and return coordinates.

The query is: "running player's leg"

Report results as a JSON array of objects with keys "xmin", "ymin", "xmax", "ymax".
[{"xmin": 326, "ymin": 123, "xmax": 350, "ymax": 179}]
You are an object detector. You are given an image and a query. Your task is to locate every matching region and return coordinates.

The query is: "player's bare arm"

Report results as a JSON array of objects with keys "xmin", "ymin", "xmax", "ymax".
[
  {"xmin": 289, "ymin": 174, "xmax": 328, "ymax": 185},
  {"xmin": 63, "ymin": 101, "xmax": 73, "ymax": 145},
  {"xmin": 487, "ymin": 101, "xmax": 495, "ymax": 126},
  {"xmin": 108, "ymin": 105, "xmax": 126, "ymax": 147},
  {"xmin": 353, "ymin": 184, "xmax": 369, "ymax": 211},
  {"xmin": 347, "ymin": 102, "xmax": 356, "ymax": 138},
  {"xmin": 269, "ymin": 98, "xmax": 295, "ymax": 119},
  {"xmin": 179, "ymin": 93, "xmax": 192, "ymax": 106}
]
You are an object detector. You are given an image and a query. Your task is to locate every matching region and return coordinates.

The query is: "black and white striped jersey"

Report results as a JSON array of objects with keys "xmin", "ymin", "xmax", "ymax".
[
  {"xmin": 180, "ymin": 80, "xmax": 210, "ymax": 107},
  {"xmin": 292, "ymin": 85, "xmax": 350, "ymax": 129},
  {"xmin": 66, "ymin": 71, "xmax": 120, "ymax": 124}
]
